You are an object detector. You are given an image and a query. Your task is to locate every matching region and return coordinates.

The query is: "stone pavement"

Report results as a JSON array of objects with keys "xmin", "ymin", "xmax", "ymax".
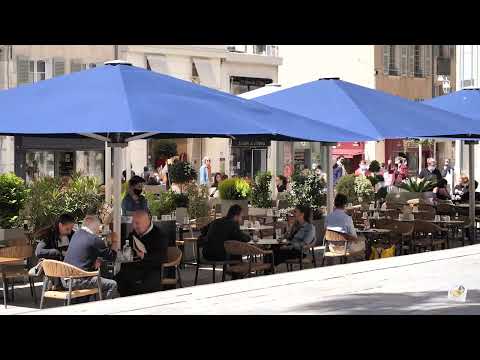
[{"xmin": 5, "ymin": 243, "xmax": 480, "ymax": 315}]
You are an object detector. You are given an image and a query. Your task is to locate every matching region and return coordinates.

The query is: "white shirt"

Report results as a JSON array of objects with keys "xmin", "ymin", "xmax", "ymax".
[{"xmin": 325, "ymin": 208, "xmax": 357, "ymax": 238}]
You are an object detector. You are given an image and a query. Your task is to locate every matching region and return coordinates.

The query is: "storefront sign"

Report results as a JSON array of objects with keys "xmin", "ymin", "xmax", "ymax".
[{"xmin": 231, "ymin": 139, "xmax": 270, "ymax": 147}]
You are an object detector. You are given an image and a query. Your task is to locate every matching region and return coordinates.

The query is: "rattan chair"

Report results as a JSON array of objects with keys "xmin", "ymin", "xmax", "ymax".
[
  {"xmin": 412, "ymin": 220, "xmax": 447, "ymax": 252},
  {"xmin": 160, "ymin": 247, "xmax": 183, "ymax": 289},
  {"xmin": 39, "ymin": 259, "xmax": 101, "ymax": 309},
  {"xmin": 321, "ymin": 229, "xmax": 364, "ymax": 266},
  {"xmin": 0, "ymin": 245, "xmax": 36, "ymax": 307},
  {"xmin": 224, "ymin": 240, "xmax": 274, "ymax": 278},
  {"xmin": 177, "ymin": 216, "xmax": 213, "ymax": 266}
]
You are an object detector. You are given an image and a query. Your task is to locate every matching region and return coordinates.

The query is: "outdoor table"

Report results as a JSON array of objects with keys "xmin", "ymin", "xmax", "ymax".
[
  {"xmin": 241, "ymin": 225, "xmax": 274, "ymax": 240},
  {"xmin": 248, "ymin": 238, "xmax": 288, "ymax": 246}
]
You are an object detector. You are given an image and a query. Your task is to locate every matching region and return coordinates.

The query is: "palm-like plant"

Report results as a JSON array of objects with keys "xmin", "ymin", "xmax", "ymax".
[{"xmin": 398, "ymin": 177, "xmax": 435, "ymax": 192}]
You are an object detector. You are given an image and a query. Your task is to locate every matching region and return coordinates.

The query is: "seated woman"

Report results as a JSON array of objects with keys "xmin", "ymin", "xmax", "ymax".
[
  {"xmin": 433, "ymin": 178, "xmax": 451, "ymax": 201},
  {"xmin": 35, "ymin": 213, "xmax": 76, "ymax": 261},
  {"xmin": 272, "ymin": 205, "xmax": 316, "ymax": 266},
  {"xmin": 461, "ymin": 180, "xmax": 480, "ymax": 202},
  {"xmin": 209, "ymin": 172, "xmax": 223, "ymax": 198}
]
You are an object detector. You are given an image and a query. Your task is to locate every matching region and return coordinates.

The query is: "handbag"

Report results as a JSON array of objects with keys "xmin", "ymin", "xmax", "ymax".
[{"xmin": 28, "ymin": 260, "xmax": 44, "ymax": 277}]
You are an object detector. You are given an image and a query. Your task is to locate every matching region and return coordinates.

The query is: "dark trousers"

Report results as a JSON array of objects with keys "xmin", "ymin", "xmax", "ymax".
[
  {"xmin": 115, "ymin": 263, "xmax": 163, "ymax": 297},
  {"xmin": 272, "ymin": 246, "xmax": 303, "ymax": 266}
]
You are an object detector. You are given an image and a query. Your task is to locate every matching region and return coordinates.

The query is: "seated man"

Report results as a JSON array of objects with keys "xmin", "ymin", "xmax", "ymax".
[
  {"xmin": 63, "ymin": 215, "xmax": 119, "ymax": 300},
  {"xmin": 115, "ymin": 210, "xmax": 168, "ymax": 297},
  {"xmin": 202, "ymin": 204, "xmax": 250, "ymax": 262},
  {"xmin": 273, "ymin": 205, "xmax": 316, "ymax": 266},
  {"xmin": 121, "ymin": 175, "xmax": 149, "ymax": 215},
  {"xmin": 325, "ymin": 193, "xmax": 365, "ymax": 255},
  {"xmin": 35, "ymin": 213, "xmax": 76, "ymax": 261}
]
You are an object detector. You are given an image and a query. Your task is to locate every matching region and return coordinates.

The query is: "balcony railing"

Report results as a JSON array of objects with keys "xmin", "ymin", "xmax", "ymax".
[{"xmin": 226, "ymin": 45, "xmax": 279, "ymax": 57}]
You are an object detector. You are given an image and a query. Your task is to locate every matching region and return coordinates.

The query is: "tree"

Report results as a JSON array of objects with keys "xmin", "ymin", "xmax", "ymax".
[{"xmin": 152, "ymin": 140, "xmax": 177, "ymax": 163}]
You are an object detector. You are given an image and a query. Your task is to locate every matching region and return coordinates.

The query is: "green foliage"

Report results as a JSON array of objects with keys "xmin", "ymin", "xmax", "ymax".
[
  {"xmin": 398, "ymin": 177, "xmax": 435, "ymax": 192},
  {"xmin": 185, "ymin": 183, "xmax": 210, "ymax": 219},
  {"xmin": 20, "ymin": 174, "xmax": 103, "ymax": 231},
  {"xmin": 172, "ymin": 192, "xmax": 189, "ymax": 208},
  {"xmin": 0, "ymin": 173, "xmax": 29, "ymax": 229},
  {"xmin": 145, "ymin": 190, "xmax": 176, "ymax": 218},
  {"xmin": 367, "ymin": 174, "xmax": 384, "ymax": 188},
  {"xmin": 152, "ymin": 140, "xmax": 177, "ymax": 161},
  {"xmin": 287, "ymin": 169, "xmax": 326, "ymax": 216},
  {"xmin": 169, "ymin": 160, "xmax": 197, "ymax": 184},
  {"xmin": 354, "ymin": 175, "xmax": 375, "ymax": 202},
  {"xmin": 251, "ymin": 172, "xmax": 272, "ymax": 208},
  {"xmin": 218, "ymin": 178, "xmax": 251, "ymax": 200},
  {"xmin": 369, "ymin": 160, "xmax": 381, "ymax": 173},
  {"xmin": 335, "ymin": 174, "xmax": 357, "ymax": 204},
  {"xmin": 375, "ymin": 186, "xmax": 388, "ymax": 201}
]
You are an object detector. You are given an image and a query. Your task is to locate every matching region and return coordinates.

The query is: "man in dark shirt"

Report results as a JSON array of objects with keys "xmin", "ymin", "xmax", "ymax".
[
  {"xmin": 115, "ymin": 210, "xmax": 169, "ymax": 296},
  {"xmin": 203, "ymin": 204, "xmax": 250, "ymax": 261},
  {"xmin": 121, "ymin": 176, "xmax": 149, "ymax": 215},
  {"xmin": 418, "ymin": 157, "xmax": 442, "ymax": 184},
  {"xmin": 63, "ymin": 215, "xmax": 119, "ymax": 299}
]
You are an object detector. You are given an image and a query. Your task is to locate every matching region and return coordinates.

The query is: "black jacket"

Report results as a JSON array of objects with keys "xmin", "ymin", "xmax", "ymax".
[
  {"xmin": 35, "ymin": 226, "xmax": 74, "ymax": 260},
  {"xmin": 127, "ymin": 225, "xmax": 168, "ymax": 270},
  {"xmin": 203, "ymin": 217, "xmax": 250, "ymax": 261},
  {"xmin": 418, "ymin": 168, "xmax": 442, "ymax": 184},
  {"xmin": 64, "ymin": 229, "xmax": 116, "ymax": 271}
]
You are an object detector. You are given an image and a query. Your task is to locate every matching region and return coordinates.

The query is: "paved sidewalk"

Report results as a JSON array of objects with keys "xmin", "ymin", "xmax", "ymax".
[{"xmin": 13, "ymin": 244, "xmax": 480, "ymax": 315}]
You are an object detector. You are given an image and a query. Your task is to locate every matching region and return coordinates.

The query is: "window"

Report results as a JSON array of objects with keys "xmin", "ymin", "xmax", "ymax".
[
  {"xmin": 414, "ymin": 45, "xmax": 424, "ymax": 77},
  {"xmin": 414, "ymin": 98, "xmax": 424, "ymax": 102},
  {"xmin": 400, "ymin": 46, "xmax": 408, "ymax": 76},
  {"xmin": 230, "ymin": 76, "xmax": 273, "ymax": 95},
  {"xmin": 254, "ymin": 45, "xmax": 267, "ymax": 55},
  {"xmin": 383, "ymin": 45, "xmax": 399, "ymax": 75},
  {"xmin": 28, "ymin": 60, "xmax": 46, "ymax": 82}
]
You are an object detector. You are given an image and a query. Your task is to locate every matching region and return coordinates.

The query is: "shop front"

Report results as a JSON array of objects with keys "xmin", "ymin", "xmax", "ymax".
[
  {"xmin": 229, "ymin": 139, "xmax": 270, "ymax": 179},
  {"xmin": 14, "ymin": 136, "xmax": 105, "ymax": 184},
  {"xmin": 331, "ymin": 142, "xmax": 364, "ymax": 174}
]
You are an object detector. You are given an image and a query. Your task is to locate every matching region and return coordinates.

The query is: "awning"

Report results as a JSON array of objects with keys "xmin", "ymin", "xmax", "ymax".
[
  {"xmin": 331, "ymin": 148, "xmax": 364, "ymax": 158},
  {"xmin": 146, "ymin": 54, "xmax": 169, "ymax": 75},
  {"xmin": 193, "ymin": 58, "xmax": 218, "ymax": 89}
]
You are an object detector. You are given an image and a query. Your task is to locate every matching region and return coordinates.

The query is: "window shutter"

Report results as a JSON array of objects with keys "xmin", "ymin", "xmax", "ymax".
[
  {"xmin": 424, "ymin": 45, "xmax": 431, "ymax": 77},
  {"xmin": 408, "ymin": 45, "xmax": 415, "ymax": 77},
  {"xmin": 70, "ymin": 59, "xmax": 82, "ymax": 73},
  {"xmin": 53, "ymin": 57, "xmax": 65, "ymax": 77},
  {"xmin": 383, "ymin": 45, "xmax": 390, "ymax": 75},
  {"xmin": 16, "ymin": 55, "xmax": 30, "ymax": 85}
]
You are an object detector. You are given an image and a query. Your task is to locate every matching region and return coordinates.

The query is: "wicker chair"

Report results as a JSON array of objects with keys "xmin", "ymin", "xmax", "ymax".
[
  {"xmin": 0, "ymin": 245, "xmax": 37, "ymax": 307},
  {"xmin": 321, "ymin": 230, "xmax": 364, "ymax": 266},
  {"xmin": 39, "ymin": 259, "xmax": 101, "ymax": 309},
  {"xmin": 160, "ymin": 247, "xmax": 183, "ymax": 289},
  {"xmin": 224, "ymin": 240, "xmax": 274, "ymax": 278},
  {"xmin": 177, "ymin": 216, "xmax": 213, "ymax": 266},
  {"xmin": 412, "ymin": 220, "xmax": 447, "ymax": 252}
]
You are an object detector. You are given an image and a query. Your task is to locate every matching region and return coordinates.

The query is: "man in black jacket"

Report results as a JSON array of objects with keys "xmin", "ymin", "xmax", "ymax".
[
  {"xmin": 35, "ymin": 213, "xmax": 76, "ymax": 261},
  {"xmin": 418, "ymin": 157, "xmax": 442, "ymax": 184},
  {"xmin": 115, "ymin": 210, "xmax": 169, "ymax": 296},
  {"xmin": 202, "ymin": 204, "xmax": 250, "ymax": 261}
]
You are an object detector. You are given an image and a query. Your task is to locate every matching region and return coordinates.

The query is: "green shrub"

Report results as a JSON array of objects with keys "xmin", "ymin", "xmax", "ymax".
[
  {"xmin": 152, "ymin": 140, "xmax": 177, "ymax": 161},
  {"xmin": 251, "ymin": 172, "xmax": 272, "ymax": 208},
  {"xmin": 398, "ymin": 177, "xmax": 435, "ymax": 192},
  {"xmin": 354, "ymin": 175, "xmax": 375, "ymax": 202},
  {"xmin": 185, "ymin": 183, "xmax": 210, "ymax": 219},
  {"xmin": 0, "ymin": 173, "xmax": 29, "ymax": 229},
  {"xmin": 145, "ymin": 190, "xmax": 177, "ymax": 218},
  {"xmin": 172, "ymin": 192, "xmax": 189, "ymax": 208},
  {"xmin": 335, "ymin": 174, "xmax": 357, "ymax": 204},
  {"xmin": 169, "ymin": 160, "xmax": 197, "ymax": 185},
  {"xmin": 287, "ymin": 169, "xmax": 326, "ymax": 218},
  {"xmin": 219, "ymin": 178, "xmax": 251, "ymax": 200},
  {"xmin": 369, "ymin": 160, "xmax": 381, "ymax": 173},
  {"xmin": 20, "ymin": 174, "xmax": 103, "ymax": 231}
]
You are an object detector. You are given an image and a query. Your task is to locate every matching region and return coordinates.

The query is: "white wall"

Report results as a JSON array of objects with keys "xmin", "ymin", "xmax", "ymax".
[{"xmin": 278, "ymin": 45, "xmax": 375, "ymax": 88}]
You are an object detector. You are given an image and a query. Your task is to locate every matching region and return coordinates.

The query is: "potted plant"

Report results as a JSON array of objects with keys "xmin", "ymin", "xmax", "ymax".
[
  {"xmin": 354, "ymin": 175, "xmax": 375, "ymax": 205},
  {"xmin": 335, "ymin": 174, "xmax": 357, "ymax": 204},
  {"xmin": 287, "ymin": 169, "xmax": 327, "ymax": 238},
  {"xmin": 390, "ymin": 177, "xmax": 436, "ymax": 203},
  {"xmin": 0, "ymin": 173, "xmax": 29, "ymax": 245},
  {"xmin": 145, "ymin": 190, "xmax": 176, "ymax": 220},
  {"xmin": 218, "ymin": 178, "xmax": 251, "ymax": 216},
  {"xmin": 168, "ymin": 160, "xmax": 197, "ymax": 193},
  {"xmin": 152, "ymin": 140, "xmax": 177, "ymax": 167},
  {"xmin": 172, "ymin": 192, "xmax": 189, "ymax": 224},
  {"xmin": 185, "ymin": 183, "xmax": 210, "ymax": 220},
  {"xmin": 250, "ymin": 172, "xmax": 272, "ymax": 216},
  {"xmin": 368, "ymin": 160, "xmax": 381, "ymax": 174}
]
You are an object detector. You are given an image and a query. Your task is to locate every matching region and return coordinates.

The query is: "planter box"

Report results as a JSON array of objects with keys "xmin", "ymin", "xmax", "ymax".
[
  {"xmin": 176, "ymin": 207, "xmax": 189, "ymax": 225},
  {"xmin": 0, "ymin": 228, "xmax": 27, "ymax": 247},
  {"xmin": 220, "ymin": 200, "xmax": 249, "ymax": 217}
]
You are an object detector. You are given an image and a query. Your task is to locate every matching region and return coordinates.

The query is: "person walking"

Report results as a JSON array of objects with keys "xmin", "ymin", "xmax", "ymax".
[{"xmin": 199, "ymin": 157, "xmax": 212, "ymax": 186}]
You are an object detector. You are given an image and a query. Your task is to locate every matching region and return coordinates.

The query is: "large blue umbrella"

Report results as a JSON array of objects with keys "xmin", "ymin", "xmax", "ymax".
[
  {"xmin": 253, "ymin": 79, "xmax": 480, "ymax": 139},
  {"xmin": 0, "ymin": 64, "xmax": 372, "ymax": 142}
]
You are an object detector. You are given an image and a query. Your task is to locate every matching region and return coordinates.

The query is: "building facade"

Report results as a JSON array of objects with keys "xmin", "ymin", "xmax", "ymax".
[{"xmin": 278, "ymin": 45, "xmax": 456, "ymax": 174}]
